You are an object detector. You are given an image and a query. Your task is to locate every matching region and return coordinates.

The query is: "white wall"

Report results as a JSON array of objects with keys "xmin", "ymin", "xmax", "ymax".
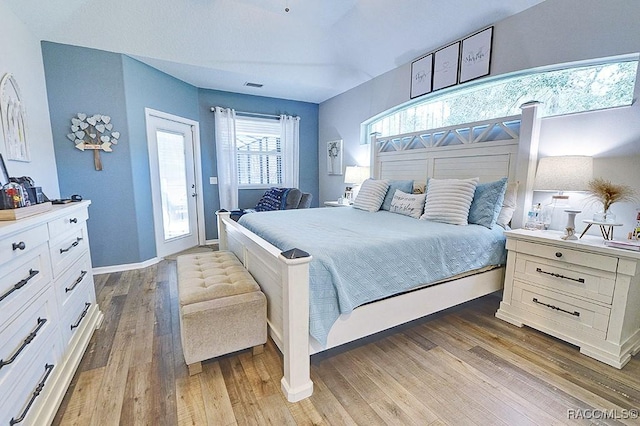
[
  {"xmin": 319, "ymin": 0, "xmax": 640, "ymax": 235},
  {"xmin": 0, "ymin": 1, "xmax": 60, "ymax": 198}
]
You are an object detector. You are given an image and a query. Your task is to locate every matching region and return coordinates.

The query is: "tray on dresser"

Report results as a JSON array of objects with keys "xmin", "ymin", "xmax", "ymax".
[{"xmin": 0, "ymin": 202, "xmax": 53, "ymax": 221}]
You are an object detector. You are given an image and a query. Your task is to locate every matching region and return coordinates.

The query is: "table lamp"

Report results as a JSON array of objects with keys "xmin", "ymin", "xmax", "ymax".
[
  {"xmin": 533, "ymin": 156, "xmax": 593, "ymax": 234},
  {"xmin": 344, "ymin": 166, "xmax": 370, "ymax": 203}
]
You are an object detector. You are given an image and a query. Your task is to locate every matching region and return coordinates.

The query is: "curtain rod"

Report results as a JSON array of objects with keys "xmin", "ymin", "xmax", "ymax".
[{"xmin": 210, "ymin": 107, "xmax": 281, "ymax": 119}]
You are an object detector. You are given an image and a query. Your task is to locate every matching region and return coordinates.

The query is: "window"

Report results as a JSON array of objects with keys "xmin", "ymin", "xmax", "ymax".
[
  {"xmin": 235, "ymin": 116, "xmax": 282, "ymax": 188},
  {"xmin": 367, "ymin": 57, "xmax": 638, "ymax": 141}
]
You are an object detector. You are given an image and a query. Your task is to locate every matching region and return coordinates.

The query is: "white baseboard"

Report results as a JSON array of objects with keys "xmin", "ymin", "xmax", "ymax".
[
  {"xmin": 92, "ymin": 257, "xmax": 161, "ymax": 275},
  {"xmin": 92, "ymin": 241, "xmax": 218, "ymax": 275}
]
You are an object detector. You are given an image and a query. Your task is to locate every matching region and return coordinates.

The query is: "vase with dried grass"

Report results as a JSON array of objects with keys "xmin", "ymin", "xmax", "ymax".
[{"xmin": 587, "ymin": 177, "xmax": 637, "ymax": 223}]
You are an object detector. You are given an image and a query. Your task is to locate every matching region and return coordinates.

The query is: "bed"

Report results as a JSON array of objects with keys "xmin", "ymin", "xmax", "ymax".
[{"xmin": 216, "ymin": 102, "xmax": 542, "ymax": 402}]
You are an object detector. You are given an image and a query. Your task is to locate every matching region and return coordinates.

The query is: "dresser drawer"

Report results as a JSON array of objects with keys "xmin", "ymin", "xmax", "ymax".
[
  {"xmin": 0, "ymin": 287, "xmax": 59, "ymax": 389},
  {"xmin": 48, "ymin": 208, "xmax": 89, "ymax": 240},
  {"xmin": 0, "ymin": 244, "xmax": 52, "ymax": 325},
  {"xmin": 59, "ymin": 283, "xmax": 94, "ymax": 348},
  {"xmin": 49, "ymin": 225, "xmax": 89, "ymax": 278},
  {"xmin": 0, "ymin": 224, "xmax": 48, "ymax": 267},
  {"xmin": 0, "ymin": 335, "xmax": 61, "ymax": 426},
  {"xmin": 515, "ymin": 240, "xmax": 618, "ymax": 273},
  {"xmin": 514, "ymin": 253, "xmax": 616, "ymax": 304},
  {"xmin": 512, "ymin": 281, "xmax": 611, "ymax": 340},
  {"xmin": 54, "ymin": 253, "xmax": 93, "ymax": 310}
]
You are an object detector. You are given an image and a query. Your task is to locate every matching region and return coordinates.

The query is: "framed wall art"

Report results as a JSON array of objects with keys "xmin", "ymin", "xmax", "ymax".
[
  {"xmin": 460, "ymin": 27, "xmax": 493, "ymax": 83},
  {"xmin": 0, "ymin": 73, "xmax": 30, "ymax": 162},
  {"xmin": 410, "ymin": 53, "xmax": 433, "ymax": 98},
  {"xmin": 432, "ymin": 42, "xmax": 460, "ymax": 91},
  {"xmin": 327, "ymin": 139, "xmax": 343, "ymax": 175}
]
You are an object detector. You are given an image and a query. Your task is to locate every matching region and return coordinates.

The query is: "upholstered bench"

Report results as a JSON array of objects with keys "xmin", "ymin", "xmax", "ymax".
[{"xmin": 177, "ymin": 251, "xmax": 267, "ymax": 375}]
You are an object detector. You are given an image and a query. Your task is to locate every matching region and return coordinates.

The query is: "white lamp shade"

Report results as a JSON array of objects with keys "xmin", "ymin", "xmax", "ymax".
[
  {"xmin": 533, "ymin": 156, "xmax": 593, "ymax": 192},
  {"xmin": 344, "ymin": 166, "xmax": 370, "ymax": 185}
]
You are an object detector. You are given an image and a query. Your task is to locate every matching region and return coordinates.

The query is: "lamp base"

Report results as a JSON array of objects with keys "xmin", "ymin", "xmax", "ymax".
[{"xmin": 561, "ymin": 209, "xmax": 581, "ymax": 240}]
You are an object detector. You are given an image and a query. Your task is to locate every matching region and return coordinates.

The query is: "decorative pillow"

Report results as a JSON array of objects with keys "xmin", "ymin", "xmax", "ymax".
[
  {"xmin": 390, "ymin": 190, "xmax": 426, "ymax": 219},
  {"xmin": 468, "ymin": 178, "xmax": 508, "ymax": 228},
  {"xmin": 496, "ymin": 181, "xmax": 519, "ymax": 228},
  {"xmin": 412, "ymin": 182, "xmax": 426, "ymax": 194},
  {"xmin": 381, "ymin": 180, "xmax": 413, "ymax": 211},
  {"xmin": 353, "ymin": 179, "xmax": 389, "ymax": 212},
  {"xmin": 254, "ymin": 187, "xmax": 290, "ymax": 212},
  {"xmin": 420, "ymin": 177, "xmax": 479, "ymax": 225}
]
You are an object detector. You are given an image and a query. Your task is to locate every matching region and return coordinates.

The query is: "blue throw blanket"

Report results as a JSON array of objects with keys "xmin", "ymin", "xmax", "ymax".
[{"xmin": 239, "ymin": 207, "xmax": 507, "ymax": 346}]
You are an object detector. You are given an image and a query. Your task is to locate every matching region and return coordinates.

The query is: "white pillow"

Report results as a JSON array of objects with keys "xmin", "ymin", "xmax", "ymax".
[
  {"xmin": 496, "ymin": 181, "xmax": 519, "ymax": 228},
  {"xmin": 420, "ymin": 177, "xmax": 479, "ymax": 225},
  {"xmin": 390, "ymin": 190, "xmax": 426, "ymax": 219},
  {"xmin": 353, "ymin": 179, "xmax": 389, "ymax": 212}
]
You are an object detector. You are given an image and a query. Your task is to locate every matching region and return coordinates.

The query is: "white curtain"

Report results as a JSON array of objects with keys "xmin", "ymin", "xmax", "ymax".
[
  {"xmin": 214, "ymin": 107, "xmax": 238, "ymax": 210},
  {"xmin": 280, "ymin": 114, "xmax": 300, "ymax": 188}
]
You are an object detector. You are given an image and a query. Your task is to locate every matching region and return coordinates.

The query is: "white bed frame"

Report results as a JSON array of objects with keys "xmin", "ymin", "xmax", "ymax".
[{"xmin": 216, "ymin": 102, "xmax": 542, "ymax": 402}]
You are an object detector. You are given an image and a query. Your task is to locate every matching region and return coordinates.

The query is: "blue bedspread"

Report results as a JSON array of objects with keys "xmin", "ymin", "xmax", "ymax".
[{"xmin": 239, "ymin": 207, "xmax": 507, "ymax": 345}]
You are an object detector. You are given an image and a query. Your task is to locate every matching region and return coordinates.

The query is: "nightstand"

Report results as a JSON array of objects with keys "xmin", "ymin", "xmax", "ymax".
[
  {"xmin": 496, "ymin": 229, "xmax": 640, "ymax": 368},
  {"xmin": 324, "ymin": 201, "xmax": 350, "ymax": 207}
]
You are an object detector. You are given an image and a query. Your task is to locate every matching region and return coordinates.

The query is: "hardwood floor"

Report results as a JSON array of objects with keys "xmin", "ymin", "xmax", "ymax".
[{"xmin": 53, "ymin": 259, "xmax": 640, "ymax": 425}]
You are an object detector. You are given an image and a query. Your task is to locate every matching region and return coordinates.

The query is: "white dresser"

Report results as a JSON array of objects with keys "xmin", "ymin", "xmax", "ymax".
[
  {"xmin": 0, "ymin": 201, "xmax": 102, "ymax": 425},
  {"xmin": 496, "ymin": 229, "xmax": 640, "ymax": 369}
]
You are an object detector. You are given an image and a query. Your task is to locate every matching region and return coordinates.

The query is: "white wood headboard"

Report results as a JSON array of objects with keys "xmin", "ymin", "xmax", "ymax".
[{"xmin": 370, "ymin": 102, "xmax": 542, "ymax": 229}]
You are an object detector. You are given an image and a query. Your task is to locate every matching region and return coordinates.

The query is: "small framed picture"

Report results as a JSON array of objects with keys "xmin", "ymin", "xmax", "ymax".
[
  {"xmin": 327, "ymin": 139, "xmax": 343, "ymax": 175},
  {"xmin": 432, "ymin": 42, "xmax": 460, "ymax": 91},
  {"xmin": 460, "ymin": 27, "xmax": 493, "ymax": 83},
  {"xmin": 410, "ymin": 53, "xmax": 433, "ymax": 98}
]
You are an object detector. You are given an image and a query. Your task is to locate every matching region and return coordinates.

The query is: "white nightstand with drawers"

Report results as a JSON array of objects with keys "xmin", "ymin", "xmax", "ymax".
[{"xmin": 496, "ymin": 229, "xmax": 640, "ymax": 369}]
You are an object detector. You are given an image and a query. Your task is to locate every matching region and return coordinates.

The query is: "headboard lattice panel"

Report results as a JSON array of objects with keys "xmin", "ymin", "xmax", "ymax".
[{"xmin": 370, "ymin": 103, "xmax": 542, "ymax": 229}]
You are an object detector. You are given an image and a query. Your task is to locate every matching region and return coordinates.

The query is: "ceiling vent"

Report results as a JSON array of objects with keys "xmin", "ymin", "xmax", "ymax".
[{"xmin": 244, "ymin": 82, "xmax": 263, "ymax": 88}]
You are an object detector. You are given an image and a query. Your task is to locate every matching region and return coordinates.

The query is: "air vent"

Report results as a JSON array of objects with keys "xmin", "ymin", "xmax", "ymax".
[{"xmin": 244, "ymin": 82, "xmax": 263, "ymax": 88}]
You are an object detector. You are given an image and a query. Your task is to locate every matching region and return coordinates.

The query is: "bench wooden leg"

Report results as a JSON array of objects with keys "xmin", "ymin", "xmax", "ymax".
[
  {"xmin": 252, "ymin": 345, "xmax": 264, "ymax": 356},
  {"xmin": 188, "ymin": 362, "xmax": 202, "ymax": 376}
]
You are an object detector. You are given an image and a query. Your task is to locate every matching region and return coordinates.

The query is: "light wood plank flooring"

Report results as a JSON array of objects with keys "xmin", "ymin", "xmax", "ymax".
[{"xmin": 53, "ymin": 259, "xmax": 640, "ymax": 425}]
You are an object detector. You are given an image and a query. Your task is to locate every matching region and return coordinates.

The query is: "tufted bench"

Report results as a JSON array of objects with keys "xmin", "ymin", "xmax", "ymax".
[{"xmin": 177, "ymin": 251, "xmax": 267, "ymax": 375}]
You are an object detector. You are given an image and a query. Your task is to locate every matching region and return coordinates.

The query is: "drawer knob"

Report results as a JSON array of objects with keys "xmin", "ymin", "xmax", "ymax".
[
  {"xmin": 12, "ymin": 241, "xmax": 26, "ymax": 251},
  {"xmin": 69, "ymin": 217, "xmax": 78, "ymax": 224},
  {"xmin": 555, "ymin": 252, "xmax": 563, "ymax": 258}
]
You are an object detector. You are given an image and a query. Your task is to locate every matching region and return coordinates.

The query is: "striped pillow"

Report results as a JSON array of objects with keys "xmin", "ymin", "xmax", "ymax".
[
  {"xmin": 353, "ymin": 179, "xmax": 389, "ymax": 212},
  {"xmin": 420, "ymin": 177, "xmax": 479, "ymax": 225}
]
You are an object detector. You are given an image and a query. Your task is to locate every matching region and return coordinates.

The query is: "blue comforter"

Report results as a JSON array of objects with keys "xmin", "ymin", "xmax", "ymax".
[{"xmin": 239, "ymin": 207, "xmax": 506, "ymax": 345}]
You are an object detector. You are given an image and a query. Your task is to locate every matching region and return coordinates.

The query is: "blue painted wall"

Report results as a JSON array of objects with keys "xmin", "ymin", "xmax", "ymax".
[
  {"xmin": 198, "ymin": 89, "xmax": 319, "ymax": 240},
  {"xmin": 42, "ymin": 42, "xmax": 138, "ymax": 268},
  {"xmin": 42, "ymin": 42, "xmax": 199, "ymax": 267},
  {"xmin": 121, "ymin": 56, "xmax": 199, "ymax": 261},
  {"xmin": 42, "ymin": 42, "xmax": 319, "ymax": 266}
]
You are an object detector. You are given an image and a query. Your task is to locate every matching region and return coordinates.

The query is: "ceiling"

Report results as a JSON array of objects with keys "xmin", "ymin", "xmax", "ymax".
[{"xmin": 6, "ymin": 0, "xmax": 546, "ymax": 104}]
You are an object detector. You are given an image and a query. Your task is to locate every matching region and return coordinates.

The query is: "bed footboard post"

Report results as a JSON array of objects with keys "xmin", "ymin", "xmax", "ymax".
[
  {"xmin": 279, "ymin": 248, "xmax": 314, "ymax": 402},
  {"xmin": 216, "ymin": 210, "xmax": 230, "ymax": 250}
]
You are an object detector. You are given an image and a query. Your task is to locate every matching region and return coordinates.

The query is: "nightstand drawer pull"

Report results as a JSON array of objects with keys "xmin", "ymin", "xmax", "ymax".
[
  {"xmin": 0, "ymin": 269, "xmax": 39, "ymax": 303},
  {"xmin": 532, "ymin": 297, "xmax": 580, "ymax": 317},
  {"xmin": 69, "ymin": 217, "xmax": 78, "ymax": 224},
  {"xmin": 535, "ymin": 267, "xmax": 585, "ymax": 283},
  {"xmin": 555, "ymin": 252, "xmax": 562, "ymax": 258},
  {"xmin": 71, "ymin": 303, "xmax": 91, "ymax": 330},
  {"xmin": 10, "ymin": 363, "xmax": 55, "ymax": 425},
  {"xmin": 0, "ymin": 318, "xmax": 47, "ymax": 370},
  {"xmin": 60, "ymin": 237, "xmax": 83, "ymax": 254},
  {"xmin": 12, "ymin": 241, "xmax": 26, "ymax": 251},
  {"xmin": 65, "ymin": 270, "xmax": 88, "ymax": 293}
]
